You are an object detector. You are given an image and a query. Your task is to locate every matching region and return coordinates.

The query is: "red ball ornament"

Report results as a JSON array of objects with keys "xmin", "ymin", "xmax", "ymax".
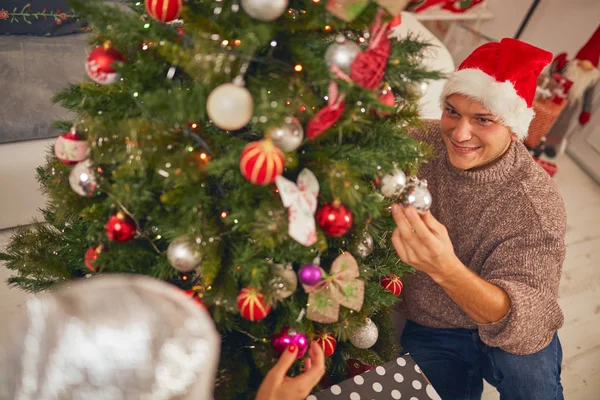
[
  {"xmin": 316, "ymin": 332, "xmax": 337, "ymax": 358},
  {"xmin": 85, "ymin": 42, "xmax": 125, "ymax": 85},
  {"xmin": 54, "ymin": 127, "xmax": 89, "ymax": 165},
  {"xmin": 237, "ymin": 287, "xmax": 271, "ymax": 321},
  {"xmin": 239, "ymin": 139, "xmax": 285, "ymax": 185},
  {"xmin": 380, "ymin": 274, "xmax": 403, "ymax": 296},
  {"xmin": 375, "ymin": 85, "xmax": 396, "ymax": 117},
  {"xmin": 317, "ymin": 202, "xmax": 353, "ymax": 237},
  {"xmin": 145, "ymin": 0, "xmax": 182, "ymax": 23},
  {"xmin": 84, "ymin": 245, "xmax": 104, "ymax": 272},
  {"xmin": 105, "ymin": 212, "xmax": 137, "ymax": 242}
]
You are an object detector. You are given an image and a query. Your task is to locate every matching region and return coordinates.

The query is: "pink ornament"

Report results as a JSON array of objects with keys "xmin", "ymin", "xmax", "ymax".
[
  {"xmin": 271, "ymin": 327, "xmax": 309, "ymax": 359},
  {"xmin": 54, "ymin": 127, "xmax": 89, "ymax": 165},
  {"xmin": 298, "ymin": 263, "xmax": 322, "ymax": 286}
]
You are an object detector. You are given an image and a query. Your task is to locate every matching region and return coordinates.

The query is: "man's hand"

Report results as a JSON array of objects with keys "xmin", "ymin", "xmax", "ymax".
[
  {"xmin": 255, "ymin": 341, "xmax": 326, "ymax": 400},
  {"xmin": 390, "ymin": 204, "xmax": 459, "ymax": 281}
]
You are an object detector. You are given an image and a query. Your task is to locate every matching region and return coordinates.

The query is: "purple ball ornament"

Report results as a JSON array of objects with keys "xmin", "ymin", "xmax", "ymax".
[
  {"xmin": 271, "ymin": 327, "xmax": 309, "ymax": 359},
  {"xmin": 298, "ymin": 263, "xmax": 322, "ymax": 286}
]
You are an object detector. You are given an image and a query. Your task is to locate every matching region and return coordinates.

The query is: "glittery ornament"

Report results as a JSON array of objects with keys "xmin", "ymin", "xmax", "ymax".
[
  {"xmin": 350, "ymin": 318, "xmax": 379, "ymax": 349},
  {"xmin": 271, "ymin": 327, "xmax": 309, "ymax": 359},
  {"xmin": 84, "ymin": 245, "xmax": 104, "ymax": 272},
  {"xmin": 85, "ymin": 42, "xmax": 125, "ymax": 85},
  {"xmin": 271, "ymin": 263, "xmax": 298, "ymax": 299},
  {"xmin": 145, "ymin": 0, "xmax": 182, "ymax": 23},
  {"xmin": 207, "ymin": 82, "xmax": 253, "ymax": 131},
  {"xmin": 265, "ymin": 117, "xmax": 304, "ymax": 152},
  {"xmin": 325, "ymin": 35, "xmax": 362, "ymax": 74},
  {"xmin": 399, "ymin": 178, "xmax": 432, "ymax": 212},
  {"xmin": 105, "ymin": 212, "xmax": 136, "ymax": 242},
  {"xmin": 54, "ymin": 127, "xmax": 88, "ymax": 165},
  {"xmin": 317, "ymin": 202, "xmax": 353, "ymax": 237},
  {"xmin": 241, "ymin": 0, "xmax": 288, "ymax": 21},
  {"xmin": 167, "ymin": 236, "xmax": 203, "ymax": 272},
  {"xmin": 380, "ymin": 274, "xmax": 403, "ymax": 296},
  {"xmin": 69, "ymin": 159, "xmax": 99, "ymax": 197},
  {"xmin": 298, "ymin": 263, "xmax": 322, "ymax": 286},
  {"xmin": 237, "ymin": 287, "xmax": 271, "ymax": 321},
  {"xmin": 351, "ymin": 230, "xmax": 374, "ymax": 258},
  {"xmin": 240, "ymin": 139, "xmax": 285, "ymax": 185},
  {"xmin": 316, "ymin": 332, "xmax": 337, "ymax": 358},
  {"xmin": 380, "ymin": 169, "xmax": 406, "ymax": 198}
]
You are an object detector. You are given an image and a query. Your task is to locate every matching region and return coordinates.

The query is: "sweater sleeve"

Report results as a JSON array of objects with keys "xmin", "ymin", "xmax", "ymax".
[{"xmin": 476, "ymin": 230, "xmax": 565, "ymax": 355}]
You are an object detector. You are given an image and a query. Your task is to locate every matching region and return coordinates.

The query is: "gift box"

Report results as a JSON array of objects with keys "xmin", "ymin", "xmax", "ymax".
[{"xmin": 309, "ymin": 354, "xmax": 441, "ymax": 400}]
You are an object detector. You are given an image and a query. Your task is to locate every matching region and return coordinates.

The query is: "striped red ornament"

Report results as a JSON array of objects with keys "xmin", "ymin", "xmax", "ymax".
[
  {"xmin": 145, "ymin": 0, "xmax": 182, "ymax": 23},
  {"xmin": 237, "ymin": 287, "xmax": 271, "ymax": 321},
  {"xmin": 239, "ymin": 139, "xmax": 285, "ymax": 185},
  {"xmin": 380, "ymin": 274, "xmax": 403, "ymax": 296},
  {"xmin": 316, "ymin": 332, "xmax": 337, "ymax": 358}
]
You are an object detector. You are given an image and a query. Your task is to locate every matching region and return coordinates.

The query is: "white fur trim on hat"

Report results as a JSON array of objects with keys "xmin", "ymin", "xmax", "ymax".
[{"xmin": 440, "ymin": 68, "xmax": 534, "ymax": 140}]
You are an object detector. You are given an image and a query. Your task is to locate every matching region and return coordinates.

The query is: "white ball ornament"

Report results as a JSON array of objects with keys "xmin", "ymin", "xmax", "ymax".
[
  {"xmin": 241, "ymin": 0, "xmax": 288, "ymax": 21},
  {"xmin": 265, "ymin": 117, "xmax": 304, "ymax": 152},
  {"xmin": 325, "ymin": 35, "xmax": 362, "ymax": 73},
  {"xmin": 380, "ymin": 169, "xmax": 407, "ymax": 198},
  {"xmin": 206, "ymin": 82, "xmax": 254, "ymax": 131},
  {"xmin": 350, "ymin": 318, "xmax": 379, "ymax": 349},
  {"xmin": 167, "ymin": 236, "xmax": 204, "ymax": 272}
]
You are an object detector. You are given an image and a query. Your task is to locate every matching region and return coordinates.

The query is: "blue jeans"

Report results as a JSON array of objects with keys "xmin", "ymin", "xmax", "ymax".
[{"xmin": 401, "ymin": 320, "xmax": 564, "ymax": 400}]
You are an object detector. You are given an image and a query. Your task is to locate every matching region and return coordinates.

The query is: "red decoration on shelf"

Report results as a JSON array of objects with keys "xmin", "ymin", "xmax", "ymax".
[
  {"xmin": 145, "ymin": 0, "xmax": 182, "ymax": 23},
  {"xmin": 54, "ymin": 127, "xmax": 88, "ymax": 165},
  {"xmin": 240, "ymin": 139, "xmax": 285, "ymax": 185},
  {"xmin": 316, "ymin": 332, "xmax": 337, "ymax": 358},
  {"xmin": 237, "ymin": 287, "xmax": 271, "ymax": 321},
  {"xmin": 105, "ymin": 212, "xmax": 136, "ymax": 242},
  {"xmin": 534, "ymin": 158, "xmax": 558, "ymax": 177},
  {"xmin": 307, "ymin": 82, "xmax": 346, "ymax": 140},
  {"xmin": 84, "ymin": 245, "xmax": 104, "ymax": 272},
  {"xmin": 317, "ymin": 201, "xmax": 353, "ymax": 237},
  {"xmin": 85, "ymin": 43, "xmax": 125, "ymax": 85},
  {"xmin": 350, "ymin": 10, "xmax": 391, "ymax": 90},
  {"xmin": 380, "ymin": 274, "xmax": 403, "ymax": 296}
]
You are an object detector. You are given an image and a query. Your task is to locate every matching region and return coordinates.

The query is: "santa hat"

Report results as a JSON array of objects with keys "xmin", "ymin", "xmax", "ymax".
[
  {"xmin": 440, "ymin": 38, "xmax": 552, "ymax": 140},
  {"xmin": 575, "ymin": 25, "xmax": 600, "ymax": 68}
]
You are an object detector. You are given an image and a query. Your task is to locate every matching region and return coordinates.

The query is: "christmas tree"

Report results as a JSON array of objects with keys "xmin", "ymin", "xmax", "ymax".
[{"xmin": 0, "ymin": 0, "xmax": 440, "ymax": 397}]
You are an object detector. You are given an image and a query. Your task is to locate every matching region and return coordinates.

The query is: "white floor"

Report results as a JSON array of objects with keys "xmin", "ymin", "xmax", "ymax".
[{"xmin": 1, "ymin": 154, "xmax": 600, "ymax": 399}]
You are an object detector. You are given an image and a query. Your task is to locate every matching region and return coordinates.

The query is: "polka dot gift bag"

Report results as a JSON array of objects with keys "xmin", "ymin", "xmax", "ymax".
[{"xmin": 308, "ymin": 354, "xmax": 441, "ymax": 400}]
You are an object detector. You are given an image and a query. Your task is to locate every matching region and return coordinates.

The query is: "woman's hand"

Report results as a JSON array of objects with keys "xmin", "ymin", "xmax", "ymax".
[
  {"xmin": 256, "ymin": 341, "xmax": 326, "ymax": 400},
  {"xmin": 391, "ymin": 204, "xmax": 460, "ymax": 281}
]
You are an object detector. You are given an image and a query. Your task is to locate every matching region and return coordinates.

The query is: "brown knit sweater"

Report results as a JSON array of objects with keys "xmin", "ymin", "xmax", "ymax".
[{"xmin": 400, "ymin": 120, "xmax": 566, "ymax": 355}]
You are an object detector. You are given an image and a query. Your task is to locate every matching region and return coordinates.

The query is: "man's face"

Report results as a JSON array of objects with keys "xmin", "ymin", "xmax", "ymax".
[{"xmin": 440, "ymin": 94, "xmax": 517, "ymax": 171}]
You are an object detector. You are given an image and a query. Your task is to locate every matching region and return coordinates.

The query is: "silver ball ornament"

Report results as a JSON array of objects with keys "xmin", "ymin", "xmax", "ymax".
[
  {"xmin": 349, "ymin": 318, "xmax": 379, "ymax": 349},
  {"xmin": 266, "ymin": 117, "xmax": 304, "ymax": 152},
  {"xmin": 241, "ymin": 0, "xmax": 288, "ymax": 21},
  {"xmin": 325, "ymin": 35, "xmax": 361, "ymax": 73},
  {"xmin": 69, "ymin": 159, "xmax": 99, "ymax": 197},
  {"xmin": 167, "ymin": 236, "xmax": 204, "ymax": 272},
  {"xmin": 206, "ymin": 83, "xmax": 254, "ymax": 131},
  {"xmin": 271, "ymin": 263, "xmax": 298, "ymax": 299},
  {"xmin": 352, "ymin": 230, "xmax": 374, "ymax": 258},
  {"xmin": 380, "ymin": 169, "xmax": 407, "ymax": 198},
  {"xmin": 399, "ymin": 178, "xmax": 432, "ymax": 212}
]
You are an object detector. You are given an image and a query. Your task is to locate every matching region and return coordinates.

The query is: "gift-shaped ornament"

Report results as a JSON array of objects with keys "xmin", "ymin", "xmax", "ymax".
[
  {"xmin": 326, "ymin": 0, "xmax": 406, "ymax": 22},
  {"xmin": 303, "ymin": 252, "xmax": 365, "ymax": 323},
  {"xmin": 276, "ymin": 169, "xmax": 320, "ymax": 247}
]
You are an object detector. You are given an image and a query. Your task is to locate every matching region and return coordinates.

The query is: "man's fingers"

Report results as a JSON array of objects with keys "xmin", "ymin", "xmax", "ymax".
[
  {"xmin": 421, "ymin": 211, "xmax": 445, "ymax": 235},
  {"xmin": 392, "ymin": 204, "xmax": 415, "ymax": 241},
  {"xmin": 403, "ymin": 207, "xmax": 435, "ymax": 244},
  {"xmin": 270, "ymin": 345, "xmax": 299, "ymax": 379},
  {"xmin": 391, "ymin": 228, "xmax": 407, "ymax": 260}
]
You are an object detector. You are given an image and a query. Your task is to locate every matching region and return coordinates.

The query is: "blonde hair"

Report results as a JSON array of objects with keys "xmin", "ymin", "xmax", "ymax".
[{"xmin": 0, "ymin": 275, "xmax": 220, "ymax": 400}]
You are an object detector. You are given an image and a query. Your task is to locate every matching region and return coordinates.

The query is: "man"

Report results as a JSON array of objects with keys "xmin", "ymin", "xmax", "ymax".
[{"xmin": 393, "ymin": 38, "xmax": 566, "ymax": 400}]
